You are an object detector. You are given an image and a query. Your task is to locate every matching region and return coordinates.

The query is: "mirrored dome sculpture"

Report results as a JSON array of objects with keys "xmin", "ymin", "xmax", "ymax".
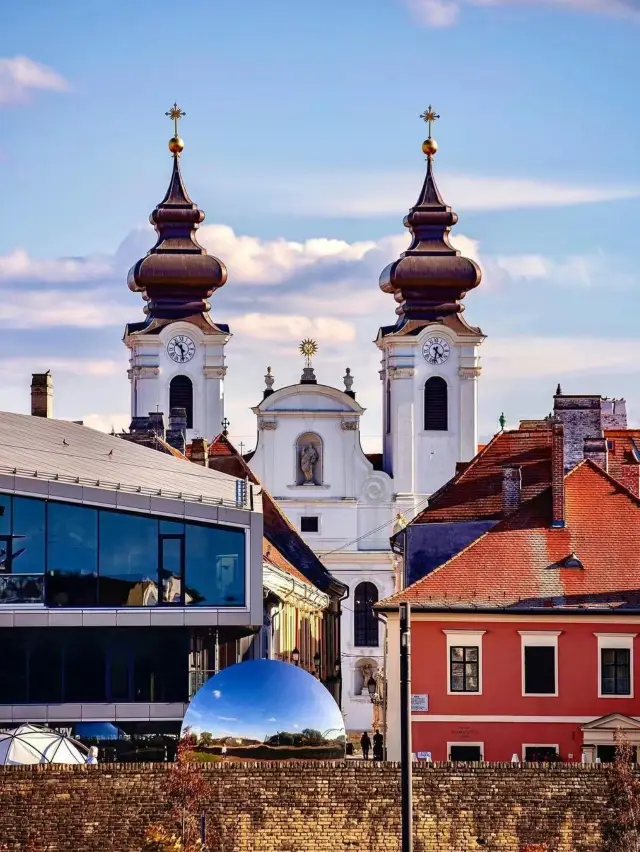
[{"xmin": 181, "ymin": 660, "xmax": 346, "ymax": 760}]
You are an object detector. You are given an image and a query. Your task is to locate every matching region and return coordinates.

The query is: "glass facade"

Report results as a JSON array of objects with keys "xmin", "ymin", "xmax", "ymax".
[
  {"xmin": 0, "ymin": 494, "xmax": 246, "ymax": 608},
  {"xmin": 0, "ymin": 627, "xmax": 188, "ymax": 704}
]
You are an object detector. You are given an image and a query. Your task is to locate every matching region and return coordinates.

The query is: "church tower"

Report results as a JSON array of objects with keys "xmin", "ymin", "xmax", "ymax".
[
  {"xmin": 377, "ymin": 109, "xmax": 484, "ymax": 517},
  {"xmin": 123, "ymin": 105, "xmax": 229, "ymax": 440}
]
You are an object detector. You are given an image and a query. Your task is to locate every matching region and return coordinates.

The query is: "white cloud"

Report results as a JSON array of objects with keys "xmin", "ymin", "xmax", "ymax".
[
  {"xmin": 198, "ymin": 225, "xmax": 376, "ymax": 284},
  {"xmin": 213, "ymin": 690, "xmax": 222, "ymax": 699},
  {"xmin": 0, "ymin": 248, "xmax": 111, "ymax": 283},
  {"xmin": 232, "ymin": 313, "xmax": 356, "ymax": 343},
  {"xmin": 81, "ymin": 412, "xmax": 131, "ymax": 434},
  {"xmin": 0, "ymin": 56, "xmax": 68, "ymax": 106},
  {"xmin": 0, "ymin": 288, "xmax": 131, "ymax": 329},
  {"xmin": 400, "ymin": 0, "xmax": 640, "ymax": 26},
  {"xmin": 0, "ymin": 358, "xmax": 119, "ymax": 381},
  {"xmin": 226, "ymin": 170, "xmax": 640, "ymax": 217}
]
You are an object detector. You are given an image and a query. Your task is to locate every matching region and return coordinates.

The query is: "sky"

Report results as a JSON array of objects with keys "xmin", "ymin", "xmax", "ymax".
[
  {"xmin": 182, "ymin": 660, "xmax": 345, "ymax": 743},
  {"xmin": 1, "ymin": 0, "xmax": 640, "ymax": 452}
]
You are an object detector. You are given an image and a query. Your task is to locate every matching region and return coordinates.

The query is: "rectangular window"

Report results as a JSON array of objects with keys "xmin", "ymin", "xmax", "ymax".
[
  {"xmin": 185, "ymin": 524, "xmax": 245, "ymax": 607},
  {"xmin": 524, "ymin": 646, "xmax": 556, "ymax": 695},
  {"xmin": 449, "ymin": 744, "xmax": 482, "ymax": 761},
  {"xmin": 46, "ymin": 502, "xmax": 98, "ymax": 607},
  {"xmin": 601, "ymin": 648, "xmax": 631, "ymax": 695},
  {"xmin": 300, "ymin": 516, "xmax": 319, "ymax": 533},
  {"xmin": 450, "ymin": 646, "xmax": 479, "ymax": 692},
  {"xmin": 524, "ymin": 745, "xmax": 559, "ymax": 762},
  {"xmin": 98, "ymin": 511, "xmax": 159, "ymax": 607},
  {"xmin": 12, "ymin": 497, "xmax": 45, "ymax": 575}
]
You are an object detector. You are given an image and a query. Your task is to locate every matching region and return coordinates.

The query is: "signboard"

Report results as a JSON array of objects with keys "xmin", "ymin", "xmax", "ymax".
[
  {"xmin": 411, "ymin": 693, "xmax": 429, "ymax": 712},
  {"xmin": 417, "ymin": 751, "xmax": 432, "ymax": 761}
]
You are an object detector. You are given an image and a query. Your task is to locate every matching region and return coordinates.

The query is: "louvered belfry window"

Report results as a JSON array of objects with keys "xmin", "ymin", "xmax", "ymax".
[
  {"xmin": 170, "ymin": 375, "xmax": 194, "ymax": 429},
  {"xmin": 424, "ymin": 376, "xmax": 448, "ymax": 431}
]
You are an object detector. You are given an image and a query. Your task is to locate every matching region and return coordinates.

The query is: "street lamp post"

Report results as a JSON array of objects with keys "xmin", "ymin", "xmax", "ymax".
[{"xmin": 400, "ymin": 602, "xmax": 413, "ymax": 852}]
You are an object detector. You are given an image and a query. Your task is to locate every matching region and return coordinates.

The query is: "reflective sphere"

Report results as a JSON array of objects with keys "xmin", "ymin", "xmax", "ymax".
[
  {"xmin": 181, "ymin": 660, "xmax": 346, "ymax": 761},
  {"xmin": 422, "ymin": 137, "xmax": 438, "ymax": 156},
  {"xmin": 168, "ymin": 135, "xmax": 184, "ymax": 154}
]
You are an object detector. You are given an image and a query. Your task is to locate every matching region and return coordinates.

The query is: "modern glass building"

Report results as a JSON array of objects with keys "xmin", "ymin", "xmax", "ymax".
[{"xmin": 0, "ymin": 411, "xmax": 263, "ymax": 756}]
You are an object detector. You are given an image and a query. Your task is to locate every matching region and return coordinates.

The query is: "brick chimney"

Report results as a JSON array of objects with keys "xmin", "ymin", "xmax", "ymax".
[
  {"xmin": 191, "ymin": 437, "xmax": 209, "ymax": 467},
  {"xmin": 147, "ymin": 411, "xmax": 165, "ymax": 438},
  {"xmin": 583, "ymin": 436, "xmax": 608, "ymax": 470},
  {"xmin": 502, "ymin": 465, "xmax": 522, "ymax": 517},
  {"xmin": 166, "ymin": 407, "xmax": 187, "ymax": 455},
  {"xmin": 31, "ymin": 372, "xmax": 53, "ymax": 418},
  {"xmin": 551, "ymin": 422, "xmax": 565, "ymax": 528}
]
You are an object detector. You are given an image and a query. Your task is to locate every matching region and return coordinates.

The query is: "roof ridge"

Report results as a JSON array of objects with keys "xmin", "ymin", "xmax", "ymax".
[{"xmin": 569, "ymin": 457, "xmax": 640, "ymax": 507}]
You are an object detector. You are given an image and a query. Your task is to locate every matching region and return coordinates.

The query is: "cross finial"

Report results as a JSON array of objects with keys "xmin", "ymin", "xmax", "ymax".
[
  {"xmin": 221, "ymin": 417, "xmax": 230, "ymax": 436},
  {"xmin": 420, "ymin": 105, "xmax": 440, "ymax": 138},
  {"xmin": 239, "ymin": 441, "xmax": 246, "ymax": 456},
  {"xmin": 166, "ymin": 102, "xmax": 186, "ymax": 137}
]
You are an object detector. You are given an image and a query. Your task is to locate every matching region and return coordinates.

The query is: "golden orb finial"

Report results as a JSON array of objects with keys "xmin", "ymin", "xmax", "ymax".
[
  {"xmin": 420, "ymin": 105, "xmax": 440, "ymax": 158},
  {"xmin": 168, "ymin": 136, "xmax": 185, "ymax": 155},
  {"xmin": 165, "ymin": 102, "xmax": 186, "ymax": 157}
]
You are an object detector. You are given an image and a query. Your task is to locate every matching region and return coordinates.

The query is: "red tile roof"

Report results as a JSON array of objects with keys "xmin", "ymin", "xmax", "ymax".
[
  {"xmin": 380, "ymin": 460, "xmax": 640, "ymax": 611},
  {"xmin": 604, "ymin": 429, "xmax": 640, "ymax": 497},
  {"xmin": 411, "ymin": 427, "xmax": 553, "ymax": 524}
]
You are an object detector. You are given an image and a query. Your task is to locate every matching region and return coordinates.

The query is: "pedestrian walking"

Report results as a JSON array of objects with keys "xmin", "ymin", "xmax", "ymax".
[
  {"xmin": 360, "ymin": 731, "xmax": 371, "ymax": 760},
  {"xmin": 373, "ymin": 729, "xmax": 384, "ymax": 761}
]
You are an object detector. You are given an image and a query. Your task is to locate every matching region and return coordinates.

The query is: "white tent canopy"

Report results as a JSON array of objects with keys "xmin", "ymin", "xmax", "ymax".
[{"xmin": 0, "ymin": 724, "xmax": 88, "ymax": 765}]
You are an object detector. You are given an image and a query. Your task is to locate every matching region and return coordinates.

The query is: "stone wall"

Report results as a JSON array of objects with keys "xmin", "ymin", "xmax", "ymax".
[{"xmin": 0, "ymin": 762, "xmax": 618, "ymax": 852}]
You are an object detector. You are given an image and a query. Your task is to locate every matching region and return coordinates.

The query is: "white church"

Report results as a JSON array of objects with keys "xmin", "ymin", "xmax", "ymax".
[{"xmin": 122, "ymin": 110, "xmax": 484, "ymax": 731}]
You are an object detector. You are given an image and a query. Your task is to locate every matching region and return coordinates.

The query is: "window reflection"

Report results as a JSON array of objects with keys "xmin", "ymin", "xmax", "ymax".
[
  {"xmin": 98, "ymin": 512, "xmax": 158, "ymax": 607},
  {"xmin": 185, "ymin": 525, "xmax": 245, "ymax": 606},
  {"xmin": 0, "ymin": 575, "xmax": 43, "ymax": 604},
  {"xmin": 13, "ymin": 497, "xmax": 45, "ymax": 574},
  {"xmin": 46, "ymin": 503, "xmax": 98, "ymax": 607}
]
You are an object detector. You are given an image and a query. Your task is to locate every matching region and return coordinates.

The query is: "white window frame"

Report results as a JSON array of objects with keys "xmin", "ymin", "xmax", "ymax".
[
  {"xmin": 522, "ymin": 743, "xmax": 560, "ymax": 762},
  {"xmin": 444, "ymin": 630, "xmax": 486, "ymax": 696},
  {"xmin": 519, "ymin": 631, "xmax": 561, "ymax": 697},
  {"xmin": 299, "ymin": 515, "xmax": 321, "ymax": 535},
  {"xmin": 595, "ymin": 633, "xmax": 636, "ymax": 699},
  {"xmin": 447, "ymin": 741, "xmax": 484, "ymax": 761}
]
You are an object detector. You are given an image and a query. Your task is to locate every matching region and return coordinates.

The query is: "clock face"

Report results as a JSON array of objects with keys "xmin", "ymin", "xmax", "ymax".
[
  {"xmin": 167, "ymin": 335, "xmax": 196, "ymax": 364},
  {"xmin": 422, "ymin": 336, "xmax": 451, "ymax": 366}
]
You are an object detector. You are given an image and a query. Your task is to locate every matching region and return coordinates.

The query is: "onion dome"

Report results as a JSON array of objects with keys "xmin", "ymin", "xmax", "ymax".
[
  {"xmin": 127, "ymin": 104, "xmax": 227, "ymax": 320},
  {"xmin": 379, "ymin": 108, "xmax": 481, "ymax": 324}
]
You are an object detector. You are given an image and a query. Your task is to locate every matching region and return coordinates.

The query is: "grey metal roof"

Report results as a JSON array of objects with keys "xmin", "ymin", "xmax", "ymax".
[{"xmin": 0, "ymin": 412, "xmax": 244, "ymax": 508}]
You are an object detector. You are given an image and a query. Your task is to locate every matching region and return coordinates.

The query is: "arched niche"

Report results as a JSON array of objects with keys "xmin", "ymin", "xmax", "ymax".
[
  {"xmin": 296, "ymin": 432, "xmax": 323, "ymax": 486},
  {"xmin": 354, "ymin": 657, "xmax": 379, "ymax": 697}
]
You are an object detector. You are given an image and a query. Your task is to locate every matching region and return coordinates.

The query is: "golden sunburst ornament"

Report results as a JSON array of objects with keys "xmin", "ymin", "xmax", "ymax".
[{"xmin": 299, "ymin": 338, "xmax": 318, "ymax": 367}]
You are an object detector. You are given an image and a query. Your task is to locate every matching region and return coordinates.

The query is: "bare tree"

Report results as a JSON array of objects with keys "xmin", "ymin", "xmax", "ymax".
[{"xmin": 603, "ymin": 731, "xmax": 640, "ymax": 852}]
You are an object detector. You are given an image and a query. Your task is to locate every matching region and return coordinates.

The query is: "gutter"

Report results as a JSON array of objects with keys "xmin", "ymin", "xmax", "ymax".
[{"xmin": 375, "ymin": 605, "xmax": 640, "ymax": 616}]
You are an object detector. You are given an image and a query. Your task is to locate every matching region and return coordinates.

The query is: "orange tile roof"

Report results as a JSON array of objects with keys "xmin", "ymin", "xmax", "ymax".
[
  {"xmin": 262, "ymin": 537, "xmax": 309, "ymax": 584},
  {"xmin": 411, "ymin": 428, "xmax": 553, "ymax": 524},
  {"xmin": 604, "ymin": 429, "xmax": 640, "ymax": 497},
  {"xmin": 381, "ymin": 460, "xmax": 640, "ymax": 611}
]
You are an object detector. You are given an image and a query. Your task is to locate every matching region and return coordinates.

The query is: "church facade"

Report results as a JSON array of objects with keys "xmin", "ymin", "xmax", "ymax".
[{"xmin": 122, "ymin": 108, "xmax": 485, "ymax": 731}]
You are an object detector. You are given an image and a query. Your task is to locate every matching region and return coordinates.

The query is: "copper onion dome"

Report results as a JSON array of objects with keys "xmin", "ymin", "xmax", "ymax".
[
  {"xmin": 379, "ymin": 108, "xmax": 481, "ymax": 324},
  {"xmin": 127, "ymin": 104, "xmax": 227, "ymax": 320}
]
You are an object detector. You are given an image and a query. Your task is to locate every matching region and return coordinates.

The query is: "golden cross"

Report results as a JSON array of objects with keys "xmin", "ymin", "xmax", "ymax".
[
  {"xmin": 420, "ymin": 105, "xmax": 440, "ymax": 137},
  {"xmin": 165, "ymin": 103, "xmax": 186, "ymax": 136}
]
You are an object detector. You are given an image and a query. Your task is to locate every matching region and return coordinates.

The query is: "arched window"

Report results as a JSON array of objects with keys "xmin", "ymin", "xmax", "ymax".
[
  {"xmin": 354, "ymin": 582, "xmax": 379, "ymax": 647},
  {"xmin": 424, "ymin": 376, "xmax": 448, "ymax": 431},
  {"xmin": 169, "ymin": 376, "xmax": 193, "ymax": 429}
]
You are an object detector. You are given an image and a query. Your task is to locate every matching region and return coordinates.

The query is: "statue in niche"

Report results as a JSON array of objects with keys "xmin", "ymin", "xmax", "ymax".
[
  {"xmin": 358, "ymin": 660, "xmax": 377, "ymax": 696},
  {"xmin": 300, "ymin": 444, "xmax": 319, "ymax": 485}
]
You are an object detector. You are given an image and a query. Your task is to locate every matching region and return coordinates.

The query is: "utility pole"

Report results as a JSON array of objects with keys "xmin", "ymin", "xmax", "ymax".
[{"xmin": 400, "ymin": 602, "xmax": 413, "ymax": 852}]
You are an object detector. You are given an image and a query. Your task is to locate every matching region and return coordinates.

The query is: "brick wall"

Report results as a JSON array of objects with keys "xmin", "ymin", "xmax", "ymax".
[{"xmin": 0, "ymin": 762, "xmax": 620, "ymax": 852}]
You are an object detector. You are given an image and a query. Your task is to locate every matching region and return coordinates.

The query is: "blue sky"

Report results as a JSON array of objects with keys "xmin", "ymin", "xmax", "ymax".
[{"xmin": 1, "ymin": 0, "xmax": 640, "ymax": 448}]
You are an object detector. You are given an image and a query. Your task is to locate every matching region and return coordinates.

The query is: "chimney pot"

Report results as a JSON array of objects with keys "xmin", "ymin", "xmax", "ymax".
[
  {"xmin": 31, "ymin": 371, "xmax": 53, "ymax": 418},
  {"xmin": 147, "ymin": 411, "xmax": 165, "ymax": 438},
  {"xmin": 502, "ymin": 465, "xmax": 522, "ymax": 517}
]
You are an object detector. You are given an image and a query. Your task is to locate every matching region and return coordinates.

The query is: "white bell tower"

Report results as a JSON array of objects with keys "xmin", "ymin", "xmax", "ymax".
[
  {"xmin": 123, "ymin": 106, "xmax": 229, "ymax": 440},
  {"xmin": 377, "ymin": 110, "xmax": 484, "ymax": 518}
]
